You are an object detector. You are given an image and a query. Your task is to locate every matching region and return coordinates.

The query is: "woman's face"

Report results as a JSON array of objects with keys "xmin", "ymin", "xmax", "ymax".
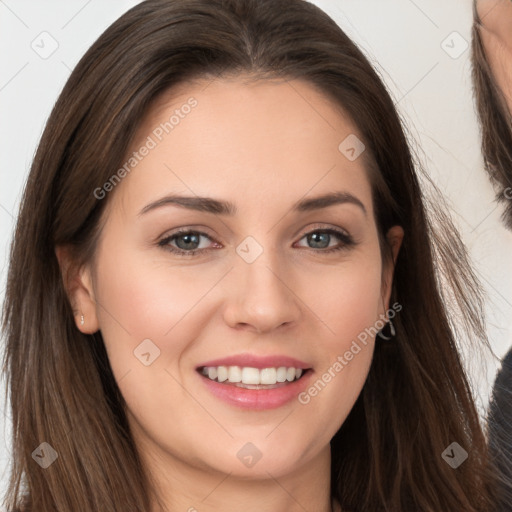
[
  {"xmin": 67, "ymin": 77, "xmax": 402, "ymax": 483},
  {"xmin": 477, "ymin": 0, "xmax": 512, "ymax": 112}
]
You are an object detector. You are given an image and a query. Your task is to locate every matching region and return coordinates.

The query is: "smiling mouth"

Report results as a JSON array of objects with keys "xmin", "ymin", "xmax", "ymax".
[{"xmin": 197, "ymin": 366, "xmax": 311, "ymax": 389}]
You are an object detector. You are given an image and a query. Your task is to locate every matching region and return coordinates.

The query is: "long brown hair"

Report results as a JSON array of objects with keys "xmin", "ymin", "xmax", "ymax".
[
  {"xmin": 1, "ymin": 0, "xmax": 500, "ymax": 510},
  {"xmin": 471, "ymin": 0, "xmax": 512, "ymax": 230}
]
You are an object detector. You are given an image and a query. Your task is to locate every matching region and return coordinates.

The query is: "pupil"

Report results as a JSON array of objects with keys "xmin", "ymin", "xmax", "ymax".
[
  {"xmin": 309, "ymin": 232, "xmax": 329, "ymax": 249},
  {"xmin": 177, "ymin": 233, "xmax": 199, "ymax": 250}
]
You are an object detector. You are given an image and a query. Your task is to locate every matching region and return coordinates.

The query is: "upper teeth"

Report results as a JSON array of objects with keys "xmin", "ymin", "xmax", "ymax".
[{"xmin": 201, "ymin": 366, "xmax": 303, "ymax": 385}]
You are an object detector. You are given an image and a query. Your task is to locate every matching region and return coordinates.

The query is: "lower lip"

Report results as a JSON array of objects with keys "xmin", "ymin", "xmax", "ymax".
[{"xmin": 197, "ymin": 370, "xmax": 313, "ymax": 410}]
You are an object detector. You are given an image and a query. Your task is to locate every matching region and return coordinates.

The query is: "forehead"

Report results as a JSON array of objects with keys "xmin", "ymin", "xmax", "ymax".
[
  {"xmin": 477, "ymin": 5, "xmax": 512, "ymax": 114},
  {"xmin": 477, "ymin": 0, "xmax": 512, "ymax": 41},
  {"xmin": 107, "ymin": 76, "xmax": 374, "ymax": 220}
]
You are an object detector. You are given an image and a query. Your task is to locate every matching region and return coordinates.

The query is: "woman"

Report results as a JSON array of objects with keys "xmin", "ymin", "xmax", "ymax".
[{"xmin": 1, "ymin": 0, "xmax": 501, "ymax": 510}]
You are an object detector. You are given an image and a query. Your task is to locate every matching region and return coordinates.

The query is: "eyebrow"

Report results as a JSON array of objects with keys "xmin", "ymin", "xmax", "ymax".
[{"xmin": 138, "ymin": 191, "xmax": 367, "ymax": 217}]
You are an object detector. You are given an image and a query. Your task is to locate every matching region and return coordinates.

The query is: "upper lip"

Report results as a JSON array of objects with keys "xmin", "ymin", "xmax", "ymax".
[{"xmin": 196, "ymin": 353, "xmax": 312, "ymax": 370}]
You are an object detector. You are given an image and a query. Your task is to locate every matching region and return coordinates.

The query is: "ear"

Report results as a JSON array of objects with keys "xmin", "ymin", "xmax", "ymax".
[
  {"xmin": 380, "ymin": 225, "xmax": 404, "ymax": 313},
  {"xmin": 55, "ymin": 245, "xmax": 100, "ymax": 334}
]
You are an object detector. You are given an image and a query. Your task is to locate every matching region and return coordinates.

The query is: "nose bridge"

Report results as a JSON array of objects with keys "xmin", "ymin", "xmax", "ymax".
[{"xmin": 224, "ymin": 234, "xmax": 300, "ymax": 332}]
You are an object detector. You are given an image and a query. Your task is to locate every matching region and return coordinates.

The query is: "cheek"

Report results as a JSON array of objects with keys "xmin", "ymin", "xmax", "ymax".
[
  {"xmin": 309, "ymin": 253, "xmax": 383, "ymax": 346},
  {"xmin": 93, "ymin": 246, "xmax": 211, "ymax": 366},
  {"xmin": 294, "ymin": 251, "xmax": 383, "ymax": 422},
  {"xmin": 90, "ymin": 221, "xmax": 190, "ymax": 371},
  {"xmin": 91, "ymin": 247, "xmax": 217, "ymax": 433}
]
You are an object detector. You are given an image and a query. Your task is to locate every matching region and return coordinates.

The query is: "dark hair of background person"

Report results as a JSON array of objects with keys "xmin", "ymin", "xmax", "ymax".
[
  {"xmin": 486, "ymin": 347, "xmax": 512, "ymax": 511},
  {"xmin": 1, "ymin": 0, "xmax": 502, "ymax": 510},
  {"xmin": 472, "ymin": 3, "xmax": 512, "ymax": 510},
  {"xmin": 471, "ymin": 0, "xmax": 512, "ymax": 230}
]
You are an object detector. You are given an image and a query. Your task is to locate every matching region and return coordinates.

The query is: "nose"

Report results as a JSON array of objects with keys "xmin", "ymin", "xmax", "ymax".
[{"xmin": 222, "ymin": 248, "xmax": 302, "ymax": 334}]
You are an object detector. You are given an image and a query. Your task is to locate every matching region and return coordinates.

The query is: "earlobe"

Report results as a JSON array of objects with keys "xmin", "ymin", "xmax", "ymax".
[{"xmin": 55, "ymin": 245, "xmax": 100, "ymax": 334}]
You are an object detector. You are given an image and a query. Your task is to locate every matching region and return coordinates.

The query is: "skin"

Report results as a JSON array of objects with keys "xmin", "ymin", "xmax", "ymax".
[
  {"xmin": 57, "ymin": 76, "xmax": 403, "ymax": 512},
  {"xmin": 477, "ymin": 0, "xmax": 512, "ymax": 113}
]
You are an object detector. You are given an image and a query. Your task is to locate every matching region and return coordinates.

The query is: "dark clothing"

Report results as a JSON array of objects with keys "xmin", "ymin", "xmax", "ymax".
[{"xmin": 487, "ymin": 347, "xmax": 512, "ymax": 510}]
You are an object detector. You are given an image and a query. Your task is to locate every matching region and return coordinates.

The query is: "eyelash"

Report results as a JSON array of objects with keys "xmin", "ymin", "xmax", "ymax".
[{"xmin": 157, "ymin": 226, "xmax": 356, "ymax": 257}]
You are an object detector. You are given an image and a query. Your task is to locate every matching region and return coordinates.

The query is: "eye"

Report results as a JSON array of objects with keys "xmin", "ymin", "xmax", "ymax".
[
  {"xmin": 158, "ymin": 229, "xmax": 217, "ymax": 256},
  {"xmin": 295, "ymin": 227, "xmax": 355, "ymax": 253},
  {"xmin": 157, "ymin": 226, "xmax": 356, "ymax": 257}
]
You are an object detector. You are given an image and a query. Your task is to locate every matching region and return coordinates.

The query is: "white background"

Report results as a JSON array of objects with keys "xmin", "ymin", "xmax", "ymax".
[{"xmin": 1, "ymin": 0, "xmax": 512, "ymax": 502}]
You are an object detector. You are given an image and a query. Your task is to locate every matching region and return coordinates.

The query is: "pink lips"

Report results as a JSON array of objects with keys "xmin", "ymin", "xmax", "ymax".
[{"xmin": 196, "ymin": 352, "xmax": 313, "ymax": 410}]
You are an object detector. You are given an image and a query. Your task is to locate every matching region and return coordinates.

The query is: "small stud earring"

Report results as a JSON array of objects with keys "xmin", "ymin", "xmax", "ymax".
[{"xmin": 80, "ymin": 314, "xmax": 85, "ymax": 326}]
